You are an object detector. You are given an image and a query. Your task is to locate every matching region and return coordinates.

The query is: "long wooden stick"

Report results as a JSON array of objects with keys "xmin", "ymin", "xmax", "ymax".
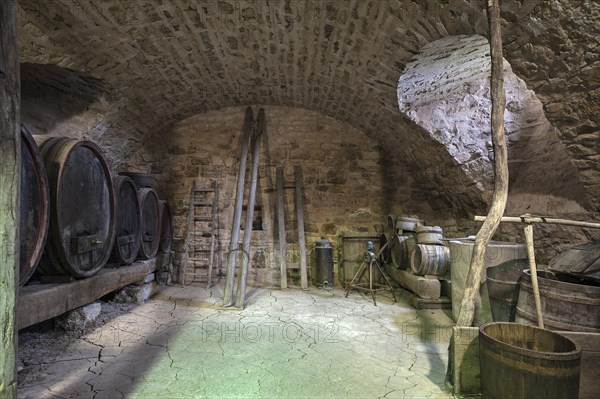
[
  {"xmin": 524, "ymin": 224, "xmax": 544, "ymax": 328},
  {"xmin": 235, "ymin": 109, "xmax": 265, "ymax": 308},
  {"xmin": 223, "ymin": 107, "xmax": 253, "ymax": 307},
  {"xmin": 474, "ymin": 215, "xmax": 600, "ymax": 229},
  {"xmin": 295, "ymin": 165, "xmax": 308, "ymax": 289},
  {"xmin": 457, "ymin": 0, "xmax": 508, "ymax": 327},
  {"xmin": 0, "ymin": 1, "xmax": 20, "ymax": 397},
  {"xmin": 276, "ymin": 166, "xmax": 287, "ymax": 289}
]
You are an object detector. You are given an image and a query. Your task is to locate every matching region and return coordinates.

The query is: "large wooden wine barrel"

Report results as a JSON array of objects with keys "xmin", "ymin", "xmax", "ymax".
[
  {"xmin": 138, "ymin": 188, "xmax": 160, "ymax": 259},
  {"xmin": 410, "ymin": 244, "xmax": 450, "ymax": 276},
  {"xmin": 37, "ymin": 137, "xmax": 116, "ymax": 278},
  {"xmin": 110, "ymin": 176, "xmax": 142, "ymax": 265},
  {"xmin": 159, "ymin": 200, "xmax": 173, "ymax": 253},
  {"xmin": 19, "ymin": 126, "xmax": 50, "ymax": 286}
]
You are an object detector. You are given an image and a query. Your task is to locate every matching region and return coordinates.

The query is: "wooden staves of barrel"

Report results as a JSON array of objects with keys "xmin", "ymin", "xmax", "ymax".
[
  {"xmin": 479, "ymin": 322, "xmax": 581, "ymax": 399},
  {"xmin": 119, "ymin": 171, "xmax": 153, "ymax": 188},
  {"xmin": 415, "ymin": 225, "xmax": 444, "ymax": 245},
  {"xmin": 516, "ymin": 269, "xmax": 600, "ymax": 333},
  {"xmin": 110, "ymin": 176, "xmax": 142, "ymax": 265},
  {"xmin": 36, "ymin": 137, "xmax": 116, "ymax": 278},
  {"xmin": 159, "ymin": 200, "xmax": 173, "ymax": 253},
  {"xmin": 138, "ymin": 188, "xmax": 161, "ymax": 259},
  {"xmin": 19, "ymin": 126, "xmax": 50, "ymax": 286},
  {"xmin": 410, "ymin": 244, "xmax": 450, "ymax": 276}
]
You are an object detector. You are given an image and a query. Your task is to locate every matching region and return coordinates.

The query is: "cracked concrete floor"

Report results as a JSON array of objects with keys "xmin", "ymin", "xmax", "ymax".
[{"xmin": 18, "ymin": 283, "xmax": 454, "ymax": 399}]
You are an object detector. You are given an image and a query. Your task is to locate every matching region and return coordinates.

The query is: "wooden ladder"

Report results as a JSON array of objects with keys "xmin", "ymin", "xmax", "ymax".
[
  {"xmin": 183, "ymin": 182, "xmax": 219, "ymax": 287},
  {"xmin": 276, "ymin": 164, "xmax": 308, "ymax": 289}
]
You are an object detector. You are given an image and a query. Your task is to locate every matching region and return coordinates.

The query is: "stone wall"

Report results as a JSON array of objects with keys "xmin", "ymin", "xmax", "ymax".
[
  {"xmin": 398, "ymin": 34, "xmax": 588, "ymax": 215},
  {"xmin": 125, "ymin": 106, "xmax": 449, "ymax": 287}
]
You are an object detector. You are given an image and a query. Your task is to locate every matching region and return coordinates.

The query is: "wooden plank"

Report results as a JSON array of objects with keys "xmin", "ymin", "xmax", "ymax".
[
  {"xmin": 276, "ymin": 166, "xmax": 287, "ymax": 289},
  {"xmin": 474, "ymin": 215, "xmax": 600, "ymax": 229},
  {"xmin": 0, "ymin": 1, "xmax": 20, "ymax": 397},
  {"xmin": 223, "ymin": 107, "xmax": 253, "ymax": 306},
  {"xmin": 558, "ymin": 331, "xmax": 600, "ymax": 399},
  {"xmin": 295, "ymin": 165, "xmax": 308, "ymax": 289},
  {"xmin": 236, "ymin": 108, "xmax": 265, "ymax": 308},
  {"xmin": 17, "ymin": 254, "xmax": 168, "ymax": 330}
]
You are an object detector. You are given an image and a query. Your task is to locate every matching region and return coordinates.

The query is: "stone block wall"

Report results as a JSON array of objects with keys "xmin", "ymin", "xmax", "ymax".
[{"xmin": 125, "ymin": 105, "xmax": 441, "ymax": 287}]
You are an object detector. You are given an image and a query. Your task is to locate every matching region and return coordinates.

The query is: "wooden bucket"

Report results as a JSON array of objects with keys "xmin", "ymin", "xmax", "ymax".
[
  {"xmin": 486, "ymin": 259, "xmax": 528, "ymax": 322},
  {"xmin": 159, "ymin": 200, "xmax": 173, "ymax": 253},
  {"xmin": 416, "ymin": 225, "xmax": 444, "ymax": 245},
  {"xmin": 37, "ymin": 137, "xmax": 116, "ymax": 278},
  {"xmin": 395, "ymin": 216, "xmax": 422, "ymax": 233},
  {"xmin": 516, "ymin": 270, "xmax": 600, "ymax": 332},
  {"xmin": 19, "ymin": 126, "xmax": 50, "ymax": 285},
  {"xmin": 138, "ymin": 188, "xmax": 161, "ymax": 259},
  {"xmin": 479, "ymin": 322, "xmax": 581, "ymax": 399},
  {"xmin": 110, "ymin": 176, "xmax": 142, "ymax": 265},
  {"xmin": 410, "ymin": 244, "xmax": 450, "ymax": 276}
]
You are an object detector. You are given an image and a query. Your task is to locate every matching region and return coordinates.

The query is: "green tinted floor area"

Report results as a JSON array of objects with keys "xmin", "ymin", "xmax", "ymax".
[{"xmin": 18, "ymin": 283, "xmax": 454, "ymax": 398}]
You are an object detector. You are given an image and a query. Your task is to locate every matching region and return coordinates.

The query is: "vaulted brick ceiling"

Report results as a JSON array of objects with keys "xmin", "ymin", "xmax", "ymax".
[{"xmin": 17, "ymin": 0, "xmax": 600, "ymax": 212}]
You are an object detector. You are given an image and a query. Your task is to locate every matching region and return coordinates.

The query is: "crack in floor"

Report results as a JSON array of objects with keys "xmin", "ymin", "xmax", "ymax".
[{"xmin": 18, "ymin": 283, "xmax": 454, "ymax": 399}]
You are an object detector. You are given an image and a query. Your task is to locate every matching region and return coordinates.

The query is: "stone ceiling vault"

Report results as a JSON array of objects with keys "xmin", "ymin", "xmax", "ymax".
[{"xmin": 17, "ymin": 0, "xmax": 600, "ymax": 213}]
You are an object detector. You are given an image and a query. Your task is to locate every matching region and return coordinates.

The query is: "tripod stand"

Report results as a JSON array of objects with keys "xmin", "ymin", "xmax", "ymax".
[{"xmin": 345, "ymin": 249, "xmax": 397, "ymax": 306}]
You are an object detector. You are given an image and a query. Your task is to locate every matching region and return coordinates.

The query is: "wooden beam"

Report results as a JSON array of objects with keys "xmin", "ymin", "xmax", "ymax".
[
  {"xmin": 223, "ymin": 107, "xmax": 253, "ymax": 307},
  {"xmin": 295, "ymin": 165, "xmax": 308, "ymax": 289},
  {"xmin": 235, "ymin": 108, "xmax": 265, "ymax": 308},
  {"xmin": 457, "ymin": 0, "xmax": 508, "ymax": 327},
  {"xmin": 474, "ymin": 215, "xmax": 600, "ymax": 229},
  {"xmin": 0, "ymin": 1, "xmax": 20, "ymax": 397},
  {"xmin": 276, "ymin": 166, "xmax": 287, "ymax": 289},
  {"xmin": 18, "ymin": 255, "xmax": 169, "ymax": 330}
]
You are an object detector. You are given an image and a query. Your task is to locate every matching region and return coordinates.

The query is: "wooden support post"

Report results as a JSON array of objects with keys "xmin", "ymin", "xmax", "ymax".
[
  {"xmin": 276, "ymin": 166, "xmax": 287, "ymax": 289},
  {"xmin": 0, "ymin": 1, "xmax": 20, "ymax": 397},
  {"xmin": 295, "ymin": 165, "xmax": 308, "ymax": 289},
  {"xmin": 524, "ymin": 223, "xmax": 544, "ymax": 328},
  {"xmin": 457, "ymin": 0, "xmax": 508, "ymax": 327},
  {"xmin": 235, "ymin": 109, "xmax": 265, "ymax": 308},
  {"xmin": 223, "ymin": 107, "xmax": 253, "ymax": 307}
]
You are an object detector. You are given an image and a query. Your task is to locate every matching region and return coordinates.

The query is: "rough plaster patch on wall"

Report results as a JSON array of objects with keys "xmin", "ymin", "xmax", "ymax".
[{"xmin": 397, "ymin": 34, "xmax": 588, "ymax": 215}]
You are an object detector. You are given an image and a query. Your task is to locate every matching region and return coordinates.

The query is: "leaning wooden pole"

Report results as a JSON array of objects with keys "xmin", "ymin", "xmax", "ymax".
[
  {"xmin": 295, "ymin": 165, "xmax": 308, "ymax": 290},
  {"xmin": 0, "ymin": 1, "xmax": 20, "ymax": 398},
  {"xmin": 276, "ymin": 166, "xmax": 288, "ymax": 289},
  {"xmin": 223, "ymin": 107, "xmax": 254, "ymax": 307},
  {"xmin": 235, "ymin": 109, "xmax": 265, "ymax": 308},
  {"xmin": 457, "ymin": 0, "xmax": 508, "ymax": 327}
]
